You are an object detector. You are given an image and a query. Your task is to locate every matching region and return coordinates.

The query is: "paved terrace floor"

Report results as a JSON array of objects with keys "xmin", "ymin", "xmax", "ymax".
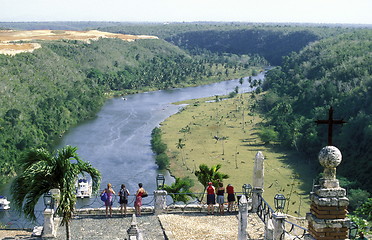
[{"xmin": 0, "ymin": 212, "xmax": 265, "ymax": 240}]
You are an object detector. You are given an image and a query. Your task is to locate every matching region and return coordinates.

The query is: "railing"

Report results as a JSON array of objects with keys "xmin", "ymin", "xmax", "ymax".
[
  {"xmin": 283, "ymin": 219, "xmax": 308, "ymax": 240},
  {"xmin": 0, "ymin": 210, "xmax": 44, "ymax": 229},
  {"xmin": 256, "ymin": 193, "xmax": 308, "ymax": 240},
  {"xmin": 257, "ymin": 193, "xmax": 274, "ymax": 224}
]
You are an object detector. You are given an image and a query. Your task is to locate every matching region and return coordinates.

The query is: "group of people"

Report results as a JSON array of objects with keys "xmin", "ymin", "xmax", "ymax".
[
  {"xmin": 206, "ymin": 181, "xmax": 235, "ymax": 215},
  {"xmin": 101, "ymin": 183, "xmax": 146, "ymax": 217}
]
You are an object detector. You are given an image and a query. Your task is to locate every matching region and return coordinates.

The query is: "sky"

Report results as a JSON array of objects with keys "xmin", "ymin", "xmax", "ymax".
[{"xmin": 0, "ymin": 0, "xmax": 371, "ymax": 25}]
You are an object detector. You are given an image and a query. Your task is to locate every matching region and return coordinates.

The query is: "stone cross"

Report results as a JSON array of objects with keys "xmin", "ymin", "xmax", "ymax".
[{"xmin": 315, "ymin": 107, "xmax": 346, "ymax": 146}]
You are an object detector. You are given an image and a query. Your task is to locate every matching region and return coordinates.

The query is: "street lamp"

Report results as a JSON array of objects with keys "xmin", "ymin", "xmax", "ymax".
[
  {"xmin": 43, "ymin": 192, "xmax": 53, "ymax": 209},
  {"xmin": 274, "ymin": 194, "xmax": 286, "ymax": 213},
  {"xmin": 242, "ymin": 184, "xmax": 252, "ymax": 198},
  {"xmin": 349, "ymin": 221, "xmax": 358, "ymax": 239},
  {"xmin": 156, "ymin": 174, "xmax": 165, "ymax": 190}
]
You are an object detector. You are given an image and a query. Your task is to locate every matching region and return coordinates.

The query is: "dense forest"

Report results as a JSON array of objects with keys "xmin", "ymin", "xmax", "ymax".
[
  {"xmin": 260, "ymin": 30, "xmax": 372, "ymax": 194},
  {"xmin": 0, "ymin": 22, "xmax": 371, "ymax": 200}
]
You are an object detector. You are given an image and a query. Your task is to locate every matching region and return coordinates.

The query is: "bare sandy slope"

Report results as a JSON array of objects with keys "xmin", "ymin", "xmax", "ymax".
[{"xmin": 0, "ymin": 30, "xmax": 158, "ymax": 55}]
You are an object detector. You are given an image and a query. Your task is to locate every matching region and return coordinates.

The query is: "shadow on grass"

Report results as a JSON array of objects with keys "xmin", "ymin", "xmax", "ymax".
[{"xmin": 270, "ymin": 145, "xmax": 319, "ymax": 193}]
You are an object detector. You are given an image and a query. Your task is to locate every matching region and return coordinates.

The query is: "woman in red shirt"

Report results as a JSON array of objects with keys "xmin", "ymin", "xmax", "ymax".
[
  {"xmin": 226, "ymin": 184, "xmax": 235, "ymax": 212},
  {"xmin": 206, "ymin": 182, "xmax": 215, "ymax": 215}
]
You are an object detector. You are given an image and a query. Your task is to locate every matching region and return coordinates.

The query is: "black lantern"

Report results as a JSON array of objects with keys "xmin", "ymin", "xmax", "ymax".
[
  {"xmin": 43, "ymin": 192, "xmax": 53, "ymax": 209},
  {"xmin": 274, "ymin": 194, "xmax": 286, "ymax": 212},
  {"xmin": 349, "ymin": 221, "xmax": 358, "ymax": 239},
  {"xmin": 156, "ymin": 174, "xmax": 165, "ymax": 190},
  {"xmin": 242, "ymin": 184, "xmax": 252, "ymax": 198}
]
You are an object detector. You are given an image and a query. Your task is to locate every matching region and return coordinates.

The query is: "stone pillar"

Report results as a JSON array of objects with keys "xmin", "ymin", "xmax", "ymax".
[
  {"xmin": 307, "ymin": 146, "xmax": 350, "ymax": 240},
  {"xmin": 127, "ymin": 214, "xmax": 143, "ymax": 240},
  {"xmin": 273, "ymin": 213, "xmax": 286, "ymax": 240},
  {"xmin": 252, "ymin": 151, "xmax": 265, "ymax": 213},
  {"xmin": 154, "ymin": 190, "xmax": 167, "ymax": 215},
  {"xmin": 42, "ymin": 209, "xmax": 56, "ymax": 238},
  {"xmin": 238, "ymin": 195, "xmax": 248, "ymax": 240},
  {"xmin": 252, "ymin": 187, "xmax": 263, "ymax": 213},
  {"xmin": 253, "ymin": 151, "xmax": 265, "ymax": 189}
]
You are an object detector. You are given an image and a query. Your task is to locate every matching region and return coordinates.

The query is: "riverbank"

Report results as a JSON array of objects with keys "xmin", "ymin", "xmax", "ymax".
[{"xmin": 159, "ymin": 92, "xmax": 316, "ymax": 216}]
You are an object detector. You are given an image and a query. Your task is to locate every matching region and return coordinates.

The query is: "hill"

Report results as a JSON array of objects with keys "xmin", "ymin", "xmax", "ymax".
[{"xmin": 260, "ymin": 30, "xmax": 372, "ymax": 196}]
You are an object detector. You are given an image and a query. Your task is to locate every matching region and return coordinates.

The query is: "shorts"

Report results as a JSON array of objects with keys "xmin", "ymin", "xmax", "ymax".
[
  {"xmin": 217, "ymin": 195, "xmax": 224, "ymax": 204},
  {"xmin": 207, "ymin": 194, "xmax": 215, "ymax": 205},
  {"xmin": 119, "ymin": 198, "xmax": 128, "ymax": 205},
  {"xmin": 227, "ymin": 193, "xmax": 235, "ymax": 202}
]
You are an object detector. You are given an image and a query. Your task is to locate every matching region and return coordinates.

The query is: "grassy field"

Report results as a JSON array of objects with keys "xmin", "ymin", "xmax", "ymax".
[{"xmin": 159, "ymin": 92, "xmax": 318, "ymax": 217}]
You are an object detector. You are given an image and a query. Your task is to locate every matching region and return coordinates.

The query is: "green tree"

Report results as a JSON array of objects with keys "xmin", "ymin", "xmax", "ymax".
[
  {"xmin": 194, "ymin": 164, "xmax": 229, "ymax": 201},
  {"xmin": 163, "ymin": 177, "xmax": 195, "ymax": 203},
  {"xmin": 11, "ymin": 146, "xmax": 101, "ymax": 240},
  {"xmin": 258, "ymin": 126, "xmax": 278, "ymax": 145}
]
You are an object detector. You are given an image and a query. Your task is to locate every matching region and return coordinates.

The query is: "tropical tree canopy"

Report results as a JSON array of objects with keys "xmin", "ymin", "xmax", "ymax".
[
  {"xmin": 194, "ymin": 163, "xmax": 229, "ymax": 189},
  {"xmin": 163, "ymin": 177, "xmax": 194, "ymax": 203},
  {"xmin": 11, "ymin": 146, "xmax": 101, "ymax": 227}
]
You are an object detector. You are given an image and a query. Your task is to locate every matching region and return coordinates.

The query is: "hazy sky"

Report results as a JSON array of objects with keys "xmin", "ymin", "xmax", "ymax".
[{"xmin": 1, "ymin": 0, "xmax": 371, "ymax": 24}]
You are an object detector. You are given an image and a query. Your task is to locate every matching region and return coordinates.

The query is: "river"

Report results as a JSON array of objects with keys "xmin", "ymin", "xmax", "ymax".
[{"xmin": 0, "ymin": 72, "xmax": 265, "ymax": 227}]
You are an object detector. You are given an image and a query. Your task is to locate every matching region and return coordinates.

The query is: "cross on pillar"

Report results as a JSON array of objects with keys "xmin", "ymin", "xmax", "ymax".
[{"xmin": 315, "ymin": 107, "xmax": 346, "ymax": 146}]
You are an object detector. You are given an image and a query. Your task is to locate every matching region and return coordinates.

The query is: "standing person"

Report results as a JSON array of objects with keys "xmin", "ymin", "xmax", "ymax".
[
  {"xmin": 226, "ymin": 184, "xmax": 235, "ymax": 212},
  {"xmin": 216, "ymin": 182, "xmax": 225, "ymax": 215},
  {"xmin": 118, "ymin": 184, "xmax": 130, "ymax": 216},
  {"xmin": 102, "ymin": 183, "xmax": 115, "ymax": 217},
  {"xmin": 206, "ymin": 182, "xmax": 215, "ymax": 215},
  {"xmin": 134, "ymin": 183, "xmax": 145, "ymax": 217}
]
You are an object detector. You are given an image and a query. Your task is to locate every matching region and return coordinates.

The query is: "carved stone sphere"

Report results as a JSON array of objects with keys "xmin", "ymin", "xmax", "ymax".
[{"xmin": 318, "ymin": 146, "xmax": 342, "ymax": 168}]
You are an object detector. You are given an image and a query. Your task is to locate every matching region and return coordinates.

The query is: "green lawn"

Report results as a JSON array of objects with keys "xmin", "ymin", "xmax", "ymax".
[{"xmin": 159, "ymin": 92, "xmax": 318, "ymax": 217}]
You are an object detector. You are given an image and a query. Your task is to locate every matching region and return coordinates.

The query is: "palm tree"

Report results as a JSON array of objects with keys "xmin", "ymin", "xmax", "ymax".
[
  {"xmin": 194, "ymin": 164, "xmax": 229, "ymax": 201},
  {"xmin": 176, "ymin": 138, "xmax": 186, "ymax": 166},
  {"xmin": 11, "ymin": 146, "xmax": 101, "ymax": 240},
  {"xmin": 163, "ymin": 177, "xmax": 195, "ymax": 203}
]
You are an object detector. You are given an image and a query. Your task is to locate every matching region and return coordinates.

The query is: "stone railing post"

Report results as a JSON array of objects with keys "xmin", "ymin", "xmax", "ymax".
[
  {"xmin": 238, "ymin": 195, "xmax": 248, "ymax": 240},
  {"xmin": 252, "ymin": 151, "xmax": 265, "ymax": 213},
  {"xmin": 251, "ymin": 187, "xmax": 263, "ymax": 213},
  {"xmin": 273, "ymin": 213, "xmax": 286, "ymax": 240},
  {"xmin": 154, "ymin": 190, "xmax": 167, "ymax": 215},
  {"xmin": 42, "ymin": 208, "xmax": 56, "ymax": 238},
  {"xmin": 127, "ymin": 214, "xmax": 143, "ymax": 240},
  {"xmin": 307, "ymin": 146, "xmax": 350, "ymax": 240}
]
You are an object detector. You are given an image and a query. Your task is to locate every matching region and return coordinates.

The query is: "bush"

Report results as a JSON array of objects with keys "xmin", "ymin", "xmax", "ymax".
[
  {"xmin": 258, "ymin": 126, "xmax": 278, "ymax": 144},
  {"xmin": 156, "ymin": 153, "xmax": 169, "ymax": 169}
]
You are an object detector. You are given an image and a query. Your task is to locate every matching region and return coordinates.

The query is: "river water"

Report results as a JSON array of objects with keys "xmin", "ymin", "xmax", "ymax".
[{"xmin": 0, "ymin": 72, "xmax": 265, "ymax": 227}]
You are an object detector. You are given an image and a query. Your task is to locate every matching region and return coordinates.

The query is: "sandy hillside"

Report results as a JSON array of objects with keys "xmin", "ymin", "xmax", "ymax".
[{"xmin": 0, "ymin": 29, "xmax": 158, "ymax": 55}]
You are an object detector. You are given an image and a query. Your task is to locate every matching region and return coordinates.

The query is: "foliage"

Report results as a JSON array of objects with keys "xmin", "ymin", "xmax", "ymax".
[
  {"xmin": 348, "ymin": 214, "xmax": 369, "ymax": 234},
  {"xmin": 258, "ymin": 126, "xmax": 279, "ymax": 144},
  {"xmin": 194, "ymin": 164, "xmax": 229, "ymax": 189},
  {"xmin": 11, "ymin": 146, "xmax": 101, "ymax": 239},
  {"xmin": 259, "ymin": 30, "xmax": 372, "ymax": 193},
  {"xmin": 348, "ymin": 189, "xmax": 371, "ymax": 211},
  {"xmin": 355, "ymin": 198, "xmax": 372, "ymax": 221},
  {"xmin": 163, "ymin": 177, "xmax": 195, "ymax": 203},
  {"xmin": 151, "ymin": 127, "xmax": 169, "ymax": 169}
]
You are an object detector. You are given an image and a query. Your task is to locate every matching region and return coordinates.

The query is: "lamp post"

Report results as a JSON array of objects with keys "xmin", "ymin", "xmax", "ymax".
[
  {"xmin": 274, "ymin": 194, "xmax": 286, "ymax": 213},
  {"xmin": 242, "ymin": 184, "xmax": 252, "ymax": 199},
  {"xmin": 349, "ymin": 221, "xmax": 358, "ymax": 239},
  {"xmin": 43, "ymin": 192, "xmax": 54, "ymax": 209},
  {"xmin": 156, "ymin": 174, "xmax": 165, "ymax": 190}
]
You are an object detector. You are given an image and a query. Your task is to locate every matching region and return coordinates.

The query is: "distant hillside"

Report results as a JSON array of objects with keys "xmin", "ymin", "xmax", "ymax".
[{"xmin": 260, "ymin": 30, "xmax": 372, "ymax": 193}]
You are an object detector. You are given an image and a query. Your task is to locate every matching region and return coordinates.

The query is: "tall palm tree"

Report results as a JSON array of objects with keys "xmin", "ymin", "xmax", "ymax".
[
  {"xmin": 176, "ymin": 138, "xmax": 186, "ymax": 166},
  {"xmin": 194, "ymin": 164, "xmax": 229, "ymax": 201},
  {"xmin": 11, "ymin": 146, "xmax": 101, "ymax": 240}
]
